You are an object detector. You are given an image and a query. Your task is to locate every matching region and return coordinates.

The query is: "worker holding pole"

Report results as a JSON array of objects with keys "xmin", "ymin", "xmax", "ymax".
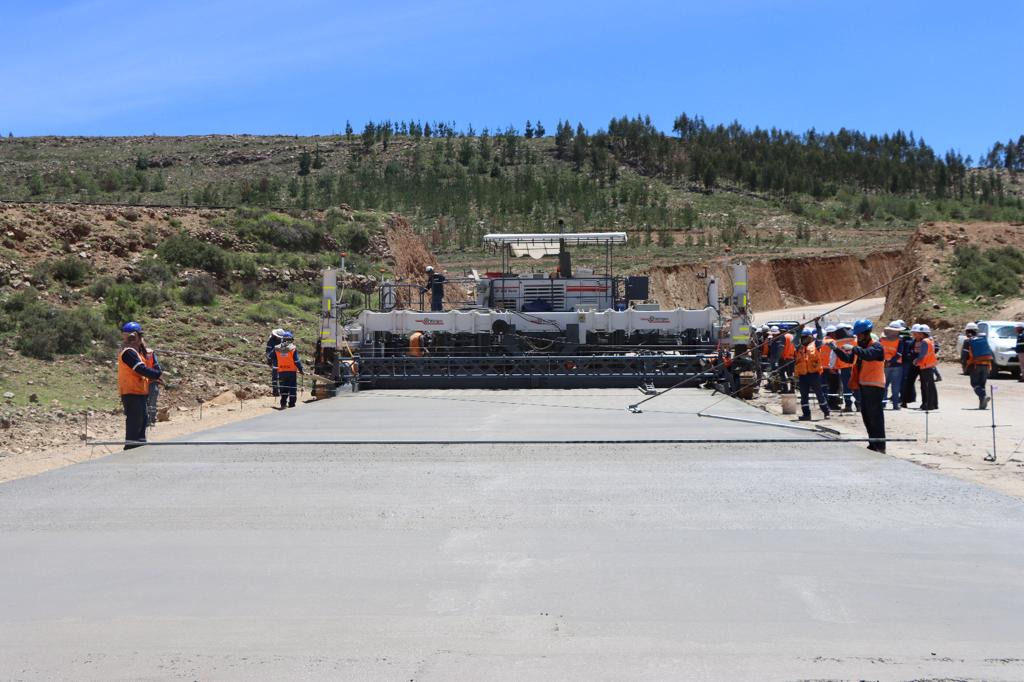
[
  {"xmin": 118, "ymin": 321, "xmax": 163, "ymax": 449},
  {"xmin": 828, "ymin": 319, "xmax": 887, "ymax": 453},
  {"xmin": 794, "ymin": 327, "xmax": 830, "ymax": 421}
]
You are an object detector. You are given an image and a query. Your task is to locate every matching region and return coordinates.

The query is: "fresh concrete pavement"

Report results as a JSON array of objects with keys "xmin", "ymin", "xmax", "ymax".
[{"xmin": 1, "ymin": 388, "xmax": 1024, "ymax": 680}]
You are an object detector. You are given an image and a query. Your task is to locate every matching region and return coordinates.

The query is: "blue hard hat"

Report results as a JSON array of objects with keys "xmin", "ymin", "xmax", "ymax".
[
  {"xmin": 852, "ymin": 319, "xmax": 874, "ymax": 335},
  {"xmin": 122, "ymin": 321, "xmax": 142, "ymax": 333},
  {"xmin": 799, "ymin": 326, "xmax": 814, "ymax": 337},
  {"xmin": 281, "ymin": 330, "xmax": 294, "ymax": 339}
]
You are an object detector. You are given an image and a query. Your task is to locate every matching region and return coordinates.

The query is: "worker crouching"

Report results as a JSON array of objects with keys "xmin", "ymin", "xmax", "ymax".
[
  {"xmin": 829, "ymin": 319, "xmax": 886, "ymax": 453},
  {"xmin": 271, "ymin": 331, "xmax": 304, "ymax": 409},
  {"xmin": 794, "ymin": 327, "xmax": 830, "ymax": 421},
  {"xmin": 118, "ymin": 321, "xmax": 163, "ymax": 450}
]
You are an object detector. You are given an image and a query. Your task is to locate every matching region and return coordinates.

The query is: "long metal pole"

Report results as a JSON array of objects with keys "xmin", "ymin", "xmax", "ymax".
[{"xmin": 628, "ymin": 266, "xmax": 922, "ymax": 412}]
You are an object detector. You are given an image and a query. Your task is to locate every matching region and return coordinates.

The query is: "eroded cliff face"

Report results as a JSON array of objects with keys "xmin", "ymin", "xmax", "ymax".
[{"xmin": 650, "ymin": 251, "xmax": 905, "ymax": 312}]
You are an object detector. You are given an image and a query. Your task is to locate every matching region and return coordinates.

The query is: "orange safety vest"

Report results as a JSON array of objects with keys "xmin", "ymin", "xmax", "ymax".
[
  {"xmin": 144, "ymin": 350, "xmax": 157, "ymax": 369},
  {"xmin": 117, "ymin": 347, "xmax": 150, "ymax": 396},
  {"xmin": 850, "ymin": 345, "xmax": 885, "ymax": 389},
  {"xmin": 409, "ymin": 331, "xmax": 425, "ymax": 357},
  {"xmin": 833, "ymin": 338, "xmax": 856, "ymax": 370},
  {"xmin": 275, "ymin": 348, "xmax": 298, "ymax": 373},
  {"xmin": 916, "ymin": 338, "xmax": 937, "ymax": 369},
  {"xmin": 782, "ymin": 333, "xmax": 796, "ymax": 360},
  {"xmin": 794, "ymin": 342, "xmax": 823, "ymax": 376},
  {"xmin": 819, "ymin": 336, "xmax": 833, "ymax": 370},
  {"xmin": 880, "ymin": 338, "xmax": 901, "ymax": 364}
]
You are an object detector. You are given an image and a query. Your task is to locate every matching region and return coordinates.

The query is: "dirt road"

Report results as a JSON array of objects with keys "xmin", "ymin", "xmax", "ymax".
[
  {"xmin": 753, "ymin": 297, "xmax": 886, "ymax": 327},
  {"xmin": 755, "ymin": 363, "xmax": 1024, "ymax": 499}
]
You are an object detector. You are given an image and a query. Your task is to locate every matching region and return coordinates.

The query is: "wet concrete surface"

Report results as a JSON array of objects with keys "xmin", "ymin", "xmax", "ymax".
[{"xmin": 1, "ymin": 389, "xmax": 1023, "ymax": 680}]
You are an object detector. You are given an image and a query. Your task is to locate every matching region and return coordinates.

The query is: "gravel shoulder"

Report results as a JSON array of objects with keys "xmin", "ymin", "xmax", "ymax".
[{"xmin": 754, "ymin": 361, "xmax": 1024, "ymax": 499}]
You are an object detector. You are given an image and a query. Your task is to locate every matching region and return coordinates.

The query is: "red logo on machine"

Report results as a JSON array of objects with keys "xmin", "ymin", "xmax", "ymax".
[{"xmin": 414, "ymin": 318, "xmax": 446, "ymax": 326}]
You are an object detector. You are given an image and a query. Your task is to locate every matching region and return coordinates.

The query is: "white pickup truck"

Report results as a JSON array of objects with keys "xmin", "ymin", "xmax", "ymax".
[{"xmin": 955, "ymin": 320, "xmax": 1022, "ymax": 376}]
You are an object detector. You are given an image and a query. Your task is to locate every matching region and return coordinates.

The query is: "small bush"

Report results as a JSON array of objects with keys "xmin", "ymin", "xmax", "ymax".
[
  {"xmin": 47, "ymin": 256, "xmax": 93, "ymax": 286},
  {"xmin": 104, "ymin": 284, "xmax": 142, "ymax": 324},
  {"xmin": 244, "ymin": 299, "xmax": 296, "ymax": 323},
  {"xmin": 181, "ymin": 274, "xmax": 217, "ymax": 306},
  {"xmin": 87, "ymin": 276, "xmax": 115, "ymax": 300},
  {"xmin": 234, "ymin": 211, "xmax": 325, "ymax": 251},
  {"xmin": 15, "ymin": 304, "xmax": 115, "ymax": 360},
  {"xmin": 953, "ymin": 245, "xmax": 1024, "ymax": 297},
  {"xmin": 157, "ymin": 232, "xmax": 232, "ymax": 277},
  {"xmin": 135, "ymin": 256, "xmax": 176, "ymax": 285}
]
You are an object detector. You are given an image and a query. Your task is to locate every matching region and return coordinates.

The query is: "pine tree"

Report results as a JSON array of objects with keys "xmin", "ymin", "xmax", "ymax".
[
  {"xmin": 424, "ymin": 122, "xmax": 432, "ymax": 139},
  {"xmin": 312, "ymin": 146, "xmax": 324, "ymax": 169},
  {"xmin": 524, "ymin": 120, "xmax": 534, "ymax": 139},
  {"xmin": 535, "ymin": 121, "xmax": 545, "ymax": 137},
  {"xmin": 298, "ymin": 151, "xmax": 312, "ymax": 176},
  {"xmin": 344, "ymin": 121, "xmax": 353, "ymax": 140}
]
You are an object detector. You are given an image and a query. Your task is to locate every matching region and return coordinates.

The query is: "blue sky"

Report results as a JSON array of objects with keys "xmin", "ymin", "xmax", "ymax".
[{"xmin": 1, "ymin": 0, "xmax": 1020, "ymax": 158}]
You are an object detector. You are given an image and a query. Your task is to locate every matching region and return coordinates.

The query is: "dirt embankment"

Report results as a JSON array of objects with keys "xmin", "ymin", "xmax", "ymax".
[
  {"xmin": 651, "ymin": 250, "xmax": 904, "ymax": 312},
  {"xmin": 883, "ymin": 221, "xmax": 1024, "ymax": 325}
]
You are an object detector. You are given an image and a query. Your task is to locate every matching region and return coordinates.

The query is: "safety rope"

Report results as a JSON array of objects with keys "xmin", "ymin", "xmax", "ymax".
[{"xmin": 90, "ymin": 437, "xmax": 917, "ymax": 447}]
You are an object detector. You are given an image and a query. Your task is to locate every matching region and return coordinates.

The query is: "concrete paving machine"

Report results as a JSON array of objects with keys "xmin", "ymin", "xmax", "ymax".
[{"xmin": 313, "ymin": 232, "xmax": 752, "ymax": 391}]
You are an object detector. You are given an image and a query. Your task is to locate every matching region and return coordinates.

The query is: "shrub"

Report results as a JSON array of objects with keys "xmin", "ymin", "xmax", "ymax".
[
  {"xmin": 181, "ymin": 274, "xmax": 217, "ymax": 306},
  {"xmin": 104, "ymin": 284, "xmax": 142, "ymax": 324},
  {"xmin": 135, "ymin": 256, "xmax": 176, "ymax": 285},
  {"xmin": 234, "ymin": 211, "xmax": 325, "ymax": 251},
  {"xmin": 15, "ymin": 304, "xmax": 114, "ymax": 360},
  {"xmin": 157, "ymin": 232, "xmax": 232, "ymax": 277},
  {"xmin": 952, "ymin": 245, "xmax": 1024, "ymax": 297},
  {"xmin": 244, "ymin": 299, "xmax": 296, "ymax": 323},
  {"xmin": 47, "ymin": 256, "xmax": 93, "ymax": 286}
]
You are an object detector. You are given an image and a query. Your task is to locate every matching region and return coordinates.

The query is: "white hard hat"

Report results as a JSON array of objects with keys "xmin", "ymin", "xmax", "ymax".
[
  {"xmin": 760, "ymin": 324, "xmax": 769, "ymax": 331},
  {"xmin": 770, "ymin": 325, "xmax": 780, "ymax": 333},
  {"xmin": 910, "ymin": 323, "xmax": 922, "ymax": 333},
  {"xmin": 272, "ymin": 328, "xmax": 285, "ymax": 336},
  {"xmin": 425, "ymin": 265, "xmax": 434, "ymax": 272},
  {"xmin": 965, "ymin": 322, "xmax": 979, "ymax": 331},
  {"xmin": 886, "ymin": 320, "xmax": 904, "ymax": 330},
  {"xmin": 893, "ymin": 319, "xmax": 906, "ymax": 327},
  {"xmin": 919, "ymin": 324, "xmax": 931, "ymax": 334},
  {"xmin": 824, "ymin": 324, "xmax": 837, "ymax": 333}
]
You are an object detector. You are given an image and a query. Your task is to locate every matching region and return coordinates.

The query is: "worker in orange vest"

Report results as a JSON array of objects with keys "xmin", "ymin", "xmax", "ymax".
[
  {"xmin": 118, "ymin": 321, "xmax": 163, "ymax": 449},
  {"xmin": 794, "ymin": 327, "xmax": 830, "ymax": 421},
  {"xmin": 779, "ymin": 328, "xmax": 796, "ymax": 393},
  {"xmin": 820, "ymin": 324, "xmax": 841, "ymax": 410},
  {"xmin": 913, "ymin": 324, "xmax": 939, "ymax": 411},
  {"xmin": 880, "ymin": 321, "xmax": 904, "ymax": 411},
  {"xmin": 829, "ymin": 319, "xmax": 887, "ymax": 453},
  {"xmin": 830, "ymin": 323, "xmax": 857, "ymax": 413},
  {"xmin": 271, "ymin": 331, "xmax": 304, "ymax": 409}
]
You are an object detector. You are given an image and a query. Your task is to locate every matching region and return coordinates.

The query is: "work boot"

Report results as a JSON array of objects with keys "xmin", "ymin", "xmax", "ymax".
[
  {"xmin": 981, "ymin": 396, "xmax": 990, "ymax": 410},
  {"xmin": 823, "ymin": 413, "xmax": 831, "ymax": 420},
  {"xmin": 798, "ymin": 415, "xmax": 812, "ymax": 421}
]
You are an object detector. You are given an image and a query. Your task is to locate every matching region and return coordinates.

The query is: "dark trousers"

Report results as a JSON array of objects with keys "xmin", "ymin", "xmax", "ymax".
[
  {"xmin": 970, "ymin": 364, "xmax": 990, "ymax": 400},
  {"xmin": 430, "ymin": 286, "xmax": 444, "ymax": 312},
  {"xmin": 825, "ymin": 370, "xmax": 842, "ymax": 409},
  {"xmin": 278, "ymin": 371, "xmax": 297, "ymax": 408},
  {"xmin": 919, "ymin": 367, "xmax": 938, "ymax": 411},
  {"xmin": 798, "ymin": 373, "xmax": 830, "ymax": 419},
  {"xmin": 271, "ymin": 368, "xmax": 280, "ymax": 396},
  {"xmin": 121, "ymin": 394, "xmax": 148, "ymax": 450},
  {"xmin": 859, "ymin": 385, "xmax": 886, "ymax": 452},
  {"xmin": 902, "ymin": 364, "xmax": 919, "ymax": 406}
]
